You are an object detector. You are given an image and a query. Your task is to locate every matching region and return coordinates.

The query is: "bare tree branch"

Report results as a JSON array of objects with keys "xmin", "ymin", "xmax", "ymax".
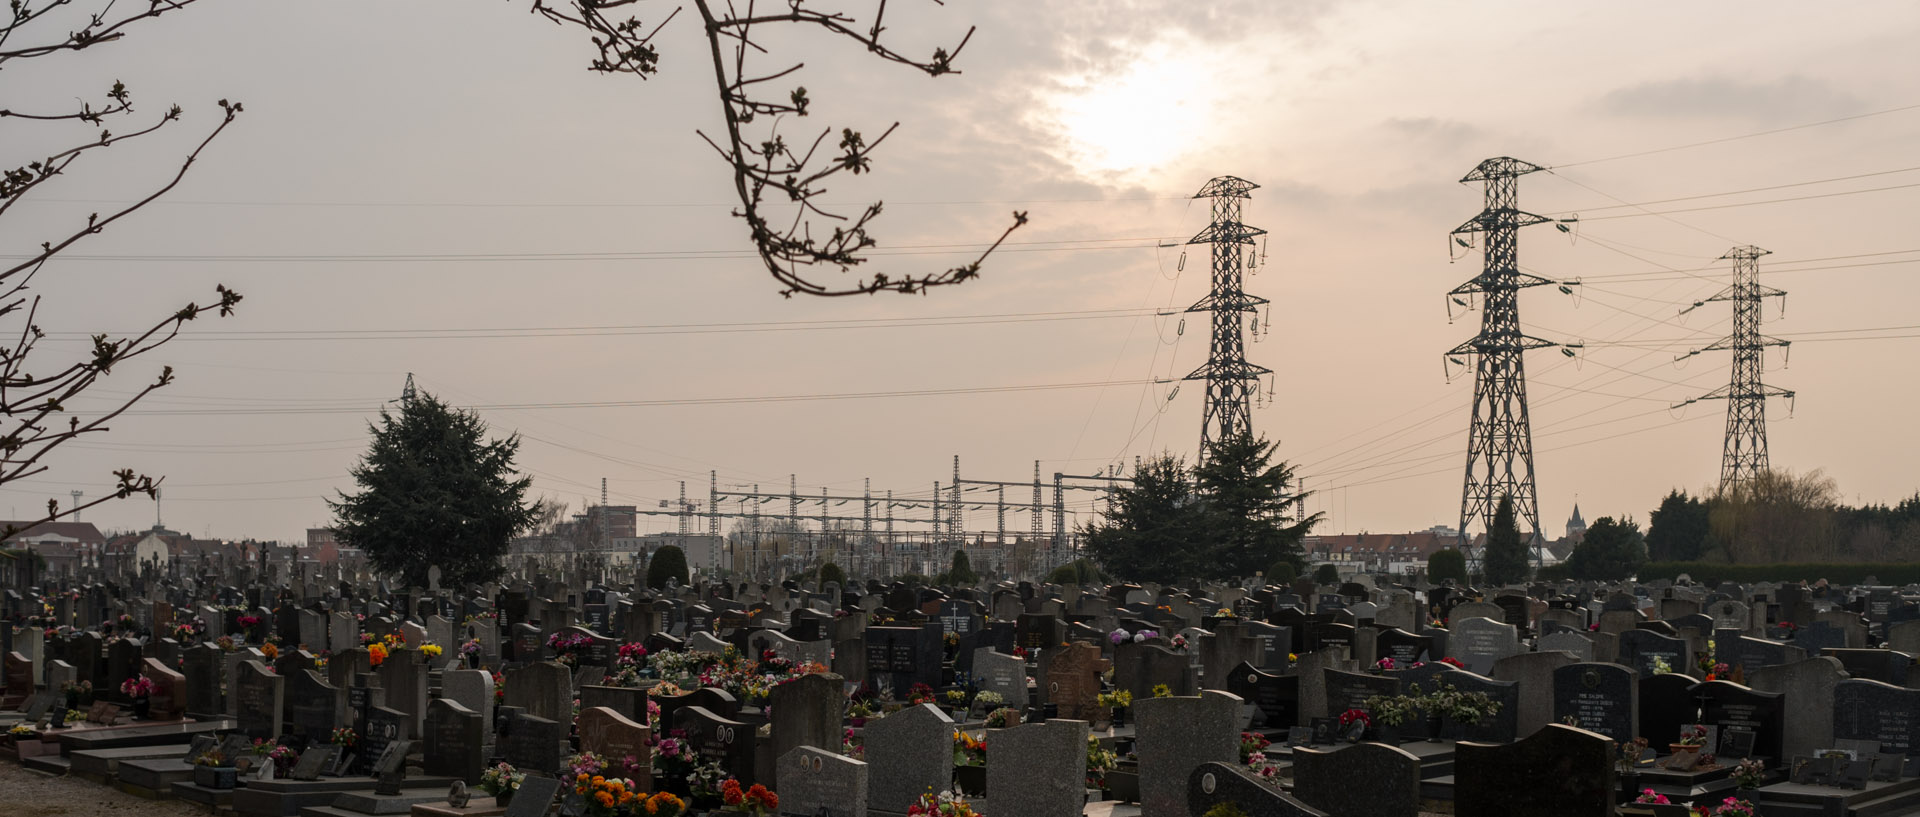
[
  {"xmin": 0, "ymin": 0, "xmax": 241, "ymax": 543},
  {"xmin": 531, "ymin": 0, "xmax": 1025, "ymax": 297}
]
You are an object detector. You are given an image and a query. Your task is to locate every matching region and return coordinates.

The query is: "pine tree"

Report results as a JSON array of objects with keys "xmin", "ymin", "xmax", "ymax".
[
  {"xmin": 1194, "ymin": 434, "xmax": 1321, "ymax": 580},
  {"xmin": 1481, "ymin": 495, "xmax": 1530, "ymax": 587},
  {"xmin": 329, "ymin": 393, "xmax": 536, "ymax": 588},
  {"xmin": 947, "ymin": 549, "xmax": 979, "ymax": 586},
  {"xmin": 1081, "ymin": 454, "xmax": 1211, "ymax": 584}
]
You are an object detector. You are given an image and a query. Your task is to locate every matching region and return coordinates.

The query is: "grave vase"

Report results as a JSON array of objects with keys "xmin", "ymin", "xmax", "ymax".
[
  {"xmin": 131, "ymin": 695, "xmax": 150, "ymax": 719},
  {"xmin": 493, "ymin": 788, "xmax": 513, "ymax": 808},
  {"xmin": 1373, "ymin": 723, "xmax": 1403, "ymax": 747},
  {"xmin": 954, "ymin": 764, "xmax": 986, "ymax": 797},
  {"xmin": 1618, "ymin": 770, "xmax": 1641, "ymax": 804},
  {"xmin": 1424, "ymin": 713, "xmax": 1444, "ymax": 742},
  {"xmin": 1111, "ymin": 706, "xmax": 1127, "ymax": 728}
]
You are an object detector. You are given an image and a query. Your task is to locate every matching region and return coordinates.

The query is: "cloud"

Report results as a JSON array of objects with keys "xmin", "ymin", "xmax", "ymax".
[
  {"xmin": 1597, "ymin": 74, "xmax": 1866, "ymax": 121},
  {"xmin": 1383, "ymin": 117, "xmax": 1485, "ymax": 151}
]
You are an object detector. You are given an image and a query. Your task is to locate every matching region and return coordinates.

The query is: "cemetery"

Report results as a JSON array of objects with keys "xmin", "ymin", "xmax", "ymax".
[{"xmin": 4, "ymin": 563, "xmax": 1920, "ymax": 817}]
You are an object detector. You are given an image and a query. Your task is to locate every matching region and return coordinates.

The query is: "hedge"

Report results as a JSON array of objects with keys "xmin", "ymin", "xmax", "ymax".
[{"xmin": 1637, "ymin": 561, "xmax": 1920, "ymax": 585}]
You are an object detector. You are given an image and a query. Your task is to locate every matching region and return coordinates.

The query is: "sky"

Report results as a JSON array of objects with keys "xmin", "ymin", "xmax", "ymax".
[{"xmin": 6, "ymin": 1, "xmax": 1920, "ymax": 544}]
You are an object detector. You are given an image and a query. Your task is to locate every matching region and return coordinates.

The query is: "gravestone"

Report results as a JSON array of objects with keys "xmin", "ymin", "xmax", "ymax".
[
  {"xmin": 233, "ymin": 659, "xmax": 285, "ymax": 739},
  {"xmin": 1044, "ymin": 642, "xmax": 1108, "ymax": 721},
  {"xmin": 1832, "ymin": 679, "xmax": 1920, "ymax": 756},
  {"xmin": 503, "ymin": 711, "xmax": 564, "ymax": 774},
  {"xmin": 1552, "ymin": 662, "xmax": 1638, "ymax": 744},
  {"xmin": 971, "ymin": 649, "xmax": 1026, "ymax": 707},
  {"xmin": 1449, "ymin": 617, "xmax": 1521, "ymax": 676},
  {"xmin": 778, "ymin": 746, "xmax": 868, "ymax": 817},
  {"xmin": 1226, "ymin": 662, "xmax": 1298, "ymax": 729},
  {"xmin": 1292, "ymin": 741, "xmax": 1419, "ymax": 817},
  {"xmin": 985, "ymin": 719, "xmax": 1089, "ymax": 817},
  {"xmin": 1537, "ymin": 630, "xmax": 1596, "ymax": 662},
  {"xmin": 862, "ymin": 703, "xmax": 953, "ymax": 813},
  {"xmin": 424, "ymin": 698, "xmax": 485, "ymax": 784},
  {"xmin": 1114, "ymin": 642, "xmax": 1195, "ymax": 701},
  {"xmin": 1186, "ymin": 762, "xmax": 1325, "ymax": 817},
  {"xmin": 1747, "ymin": 656, "xmax": 1846, "ymax": 762},
  {"xmin": 1137, "ymin": 691, "xmax": 1243, "ymax": 817},
  {"xmin": 140, "ymin": 657, "xmax": 185, "ymax": 720},
  {"xmin": 1695, "ymin": 680, "xmax": 1784, "ymax": 764},
  {"xmin": 1637, "ymin": 673, "xmax": 1700, "ymax": 749},
  {"xmin": 502, "ymin": 660, "xmax": 571, "ymax": 724},
  {"xmin": 1617, "ymin": 629, "xmax": 1690, "ymax": 679},
  {"xmin": 676, "ymin": 705, "xmax": 758, "ymax": 784},
  {"xmin": 768, "ymin": 672, "xmax": 843, "ymax": 773},
  {"xmin": 502, "ymin": 774, "xmax": 563, "ymax": 817},
  {"xmin": 1454, "ymin": 724, "xmax": 1613, "ymax": 817},
  {"xmin": 292, "ymin": 744, "xmax": 339, "ymax": 781},
  {"xmin": 1322, "ymin": 668, "xmax": 1399, "ymax": 719}
]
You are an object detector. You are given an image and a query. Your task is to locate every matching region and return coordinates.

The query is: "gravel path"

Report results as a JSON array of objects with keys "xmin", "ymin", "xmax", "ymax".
[{"xmin": 0, "ymin": 762, "xmax": 208, "ymax": 817}]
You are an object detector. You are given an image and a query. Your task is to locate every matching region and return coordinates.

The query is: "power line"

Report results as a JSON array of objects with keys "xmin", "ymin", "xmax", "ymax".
[
  {"xmin": 1553, "ymin": 102, "xmax": 1920, "ymax": 168},
  {"xmin": 44, "ymin": 307, "xmax": 1160, "ymax": 342},
  {"xmin": 108, "ymin": 378, "xmax": 1161, "ymax": 416},
  {"xmin": 1546, "ymin": 165, "xmax": 1920, "ymax": 215}
]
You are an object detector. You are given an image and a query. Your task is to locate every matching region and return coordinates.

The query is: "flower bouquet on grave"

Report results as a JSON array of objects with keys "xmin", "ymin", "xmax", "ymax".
[
  {"xmin": 944, "ymin": 689, "xmax": 971, "ymax": 718},
  {"xmin": 972, "ymin": 690, "xmax": 1005, "ymax": 717},
  {"xmin": 368, "ymin": 642, "xmax": 389, "ymax": 668},
  {"xmin": 1337, "ymin": 709, "xmax": 1372, "ymax": 743},
  {"xmin": 330, "ymin": 727, "xmax": 358, "ymax": 749},
  {"xmin": 1731, "ymin": 757, "xmax": 1766, "ymax": 790},
  {"xmin": 1086, "ymin": 734, "xmax": 1117, "ymax": 789},
  {"xmin": 650, "ymin": 729, "xmax": 697, "ymax": 796},
  {"xmin": 982, "ymin": 707, "xmax": 1020, "ymax": 729},
  {"xmin": 419, "ymin": 642, "xmax": 443, "ymax": 661},
  {"xmin": 907, "ymin": 789, "xmax": 982, "ymax": 817},
  {"xmin": 478, "ymin": 762, "xmax": 523, "ymax": 804},
  {"xmin": 572, "ymin": 771, "xmax": 641, "ymax": 817},
  {"xmin": 121, "ymin": 675, "xmax": 156, "ymax": 717},
  {"xmin": 718, "ymin": 779, "xmax": 779, "ymax": 816},
  {"xmin": 687, "ymin": 758, "xmax": 731, "ymax": 806},
  {"xmin": 952, "ymin": 731, "xmax": 987, "ymax": 767},
  {"xmin": 459, "ymin": 638, "xmax": 483, "ymax": 667},
  {"xmin": 1634, "ymin": 789, "xmax": 1671, "ymax": 805},
  {"xmin": 1239, "ymin": 732, "xmax": 1280, "ymax": 786},
  {"xmin": 1708, "ymin": 796, "xmax": 1758, "ymax": 817},
  {"xmin": 261, "ymin": 642, "xmax": 280, "ymax": 661},
  {"xmin": 1361, "ymin": 692, "xmax": 1420, "ymax": 745},
  {"xmin": 548, "ymin": 632, "xmax": 592, "ymax": 668},
  {"xmin": 1616, "ymin": 737, "xmax": 1650, "ymax": 776},
  {"xmin": 1151, "ymin": 684, "xmax": 1172, "ymax": 699},
  {"xmin": 907, "ymin": 683, "xmax": 938, "ymax": 707}
]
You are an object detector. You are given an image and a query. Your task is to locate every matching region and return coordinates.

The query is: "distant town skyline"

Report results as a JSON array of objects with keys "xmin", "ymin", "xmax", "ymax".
[{"xmin": 9, "ymin": 1, "xmax": 1918, "ymax": 543}]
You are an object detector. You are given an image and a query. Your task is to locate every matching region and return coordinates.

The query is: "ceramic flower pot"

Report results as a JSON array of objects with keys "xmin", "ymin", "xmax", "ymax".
[{"xmin": 953, "ymin": 764, "xmax": 986, "ymax": 796}]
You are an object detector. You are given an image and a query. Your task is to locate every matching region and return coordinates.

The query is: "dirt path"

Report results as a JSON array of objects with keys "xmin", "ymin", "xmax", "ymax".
[{"xmin": 0, "ymin": 762, "xmax": 210, "ymax": 817}]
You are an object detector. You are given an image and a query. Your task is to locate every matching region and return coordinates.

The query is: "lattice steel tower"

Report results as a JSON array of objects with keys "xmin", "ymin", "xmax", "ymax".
[
  {"xmin": 1683, "ymin": 246, "xmax": 1791, "ymax": 494},
  {"xmin": 1182, "ymin": 176, "xmax": 1270, "ymax": 460},
  {"xmin": 1449, "ymin": 158, "xmax": 1555, "ymax": 547}
]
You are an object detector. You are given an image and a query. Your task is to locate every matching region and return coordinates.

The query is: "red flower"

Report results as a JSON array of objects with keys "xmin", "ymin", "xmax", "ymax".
[{"xmin": 720, "ymin": 779, "xmax": 744, "ymax": 806}]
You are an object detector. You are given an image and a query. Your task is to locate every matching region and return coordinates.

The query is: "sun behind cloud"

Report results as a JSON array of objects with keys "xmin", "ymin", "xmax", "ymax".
[{"xmin": 1032, "ymin": 40, "xmax": 1234, "ymax": 183}]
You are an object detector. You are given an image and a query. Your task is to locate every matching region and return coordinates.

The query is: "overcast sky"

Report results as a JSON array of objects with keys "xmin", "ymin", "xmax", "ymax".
[{"xmin": 8, "ymin": 1, "xmax": 1919, "ymax": 543}]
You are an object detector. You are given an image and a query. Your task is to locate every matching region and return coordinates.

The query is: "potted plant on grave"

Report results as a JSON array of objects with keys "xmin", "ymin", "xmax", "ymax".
[
  {"xmin": 718, "ymin": 779, "xmax": 779, "ymax": 816},
  {"xmin": 479, "ymin": 762, "xmax": 523, "ymax": 806},
  {"xmin": 59, "ymin": 680, "xmax": 92, "ymax": 708},
  {"xmin": 846, "ymin": 697, "xmax": 877, "ymax": 728},
  {"xmin": 944, "ymin": 689, "xmax": 972, "ymax": 720},
  {"xmin": 1667, "ymin": 725, "xmax": 1709, "ymax": 769},
  {"xmin": 907, "ymin": 683, "xmax": 938, "ymax": 707},
  {"xmin": 459, "ymin": 638, "xmax": 483, "ymax": 668},
  {"xmin": 983, "ymin": 707, "xmax": 1020, "ymax": 729},
  {"xmin": 1086, "ymin": 734, "xmax": 1118, "ymax": 793},
  {"xmin": 1731, "ymin": 757, "xmax": 1765, "ymax": 795},
  {"xmin": 952, "ymin": 730, "xmax": 987, "ymax": 796},
  {"xmin": 120, "ymin": 676, "xmax": 156, "ymax": 719},
  {"xmin": 193, "ymin": 749, "xmax": 239, "ymax": 789},
  {"xmin": 972, "ymin": 691, "xmax": 1005, "ymax": 719},
  {"xmin": 1424, "ymin": 681, "xmax": 1501, "ymax": 739},
  {"xmin": 1616, "ymin": 737, "xmax": 1650, "ymax": 800},
  {"xmin": 1361, "ymin": 691, "xmax": 1421, "ymax": 746}
]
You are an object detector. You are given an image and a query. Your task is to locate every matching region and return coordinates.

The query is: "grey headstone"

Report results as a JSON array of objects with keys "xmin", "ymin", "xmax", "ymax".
[
  {"xmin": 1292, "ymin": 742, "xmax": 1419, "ymax": 817},
  {"xmin": 862, "ymin": 704, "xmax": 954, "ymax": 812},
  {"xmin": 777, "ymin": 746, "xmax": 868, "ymax": 817},
  {"xmin": 985, "ymin": 719, "xmax": 1089, "ymax": 817},
  {"xmin": 1137, "ymin": 691, "xmax": 1242, "ymax": 817}
]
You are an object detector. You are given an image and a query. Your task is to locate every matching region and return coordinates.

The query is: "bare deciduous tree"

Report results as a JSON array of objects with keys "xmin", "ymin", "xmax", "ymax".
[
  {"xmin": 1, "ymin": 0, "xmax": 242, "ymax": 536},
  {"xmin": 531, "ymin": 0, "xmax": 1026, "ymax": 297}
]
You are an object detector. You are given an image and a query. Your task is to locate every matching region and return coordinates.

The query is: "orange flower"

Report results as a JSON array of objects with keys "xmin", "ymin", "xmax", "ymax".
[{"xmin": 595, "ymin": 791, "xmax": 614, "ymax": 808}]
